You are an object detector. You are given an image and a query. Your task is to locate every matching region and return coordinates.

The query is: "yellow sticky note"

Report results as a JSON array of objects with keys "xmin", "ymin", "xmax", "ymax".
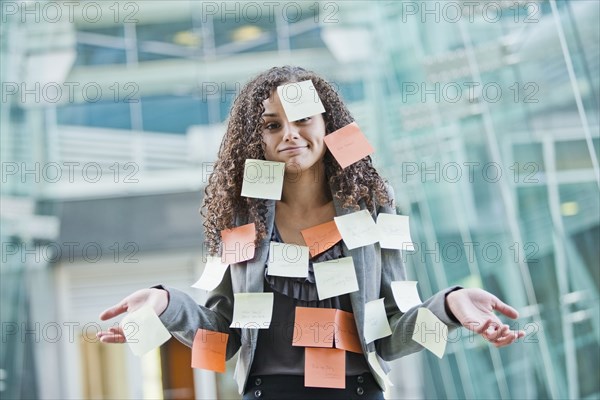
[
  {"xmin": 241, "ymin": 159, "xmax": 285, "ymax": 200},
  {"xmin": 120, "ymin": 305, "xmax": 171, "ymax": 357},
  {"xmin": 334, "ymin": 210, "xmax": 379, "ymax": 250},
  {"xmin": 230, "ymin": 293, "xmax": 274, "ymax": 329},
  {"xmin": 412, "ymin": 307, "xmax": 448, "ymax": 359},
  {"xmin": 276, "ymin": 80, "xmax": 325, "ymax": 122},
  {"xmin": 390, "ymin": 281, "xmax": 422, "ymax": 312},
  {"xmin": 267, "ymin": 242, "xmax": 309, "ymax": 278},
  {"xmin": 323, "ymin": 122, "xmax": 374, "ymax": 169},
  {"xmin": 363, "ymin": 298, "xmax": 392, "ymax": 344},
  {"xmin": 313, "ymin": 256, "xmax": 359, "ymax": 300},
  {"xmin": 192, "ymin": 256, "xmax": 229, "ymax": 292},
  {"xmin": 376, "ymin": 213, "xmax": 414, "ymax": 250}
]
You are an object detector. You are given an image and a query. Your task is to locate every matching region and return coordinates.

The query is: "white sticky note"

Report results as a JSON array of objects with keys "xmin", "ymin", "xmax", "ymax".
[
  {"xmin": 334, "ymin": 210, "xmax": 379, "ymax": 250},
  {"xmin": 412, "ymin": 307, "xmax": 448, "ymax": 359},
  {"xmin": 120, "ymin": 305, "xmax": 171, "ymax": 357},
  {"xmin": 313, "ymin": 256, "xmax": 359, "ymax": 300},
  {"xmin": 363, "ymin": 298, "xmax": 392, "ymax": 344},
  {"xmin": 192, "ymin": 257, "xmax": 229, "ymax": 291},
  {"xmin": 367, "ymin": 352, "xmax": 394, "ymax": 389},
  {"xmin": 390, "ymin": 281, "xmax": 422, "ymax": 312},
  {"xmin": 267, "ymin": 242, "xmax": 309, "ymax": 278},
  {"xmin": 241, "ymin": 159, "xmax": 285, "ymax": 200},
  {"xmin": 230, "ymin": 293, "xmax": 274, "ymax": 329},
  {"xmin": 276, "ymin": 80, "xmax": 326, "ymax": 122},
  {"xmin": 376, "ymin": 213, "xmax": 414, "ymax": 250}
]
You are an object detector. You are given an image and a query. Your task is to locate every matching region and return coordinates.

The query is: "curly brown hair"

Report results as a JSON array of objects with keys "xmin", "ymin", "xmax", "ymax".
[{"xmin": 201, "ymin": 66, "xmax": 391, "ymax": 255}]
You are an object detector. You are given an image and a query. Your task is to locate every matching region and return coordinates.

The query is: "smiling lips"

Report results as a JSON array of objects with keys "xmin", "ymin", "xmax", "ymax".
[{"xmin": 279, "ymin": 146, "xmax": 307, "ymax": 153}]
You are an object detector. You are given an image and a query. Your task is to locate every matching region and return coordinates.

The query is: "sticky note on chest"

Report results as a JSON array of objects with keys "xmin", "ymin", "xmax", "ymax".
[
  {"xmin": 220, "ymin": 223, "xmax": 256, "ymax": 264},
  {"xmin": 120, "ymin": 305, "xmax": 171, "ymax": 357},
  {"xmin": 304, "ymin": 347, "xmax": 346, "ymax": 389},
  {"xmin": 192, "ymin": 329, "xmax": 228, "ymax": 373},
  {"xmin": 230, "ymin": 293, "xmax": 274, "ymax": 329},
  {"xmin": 313, "ymin": 256, "xmax": 359, "ymax": 300},
  {"xmin": 323, "ymin": 122, "xmax": 374, "ymax": 169},
  {"xmin": 334, "ymin": 209, "xmax": 379, "ymax": 250},
  {"xmin": 241, "ymin": 159, "xmax": 285, "ymax": 200},
  {"xmin": 334, "ymin": 310, "xmax": 362, "ymax": 354},
  {"xmin": 293, "ymin": 306, "xmax": 336, "ymax": 347},
  {"xmin": 300, "ymin": 220, "xmax": 342, "ymax": 257},
  {"xmin": 276, "ymin": 80, "xmax": 325, "ymax": 122}
]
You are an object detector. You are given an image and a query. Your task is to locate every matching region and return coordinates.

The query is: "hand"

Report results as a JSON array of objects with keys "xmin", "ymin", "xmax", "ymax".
[
  {"xmin": 96, "ymin": 288, "xmax": 169, "ymax": 343},
  {"xmin": 446, "ymin": 288, "xmax": 525, "ymax": 348}
]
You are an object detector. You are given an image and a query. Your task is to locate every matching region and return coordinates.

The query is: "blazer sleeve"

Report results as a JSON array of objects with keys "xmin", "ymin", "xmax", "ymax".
[
  {"xmin": 154, "ymin": 267, "xmax": 242, "ymax": 360},
  {"xmin": 374, "ymin": 184, "xmax": 463, "ymax": 361}
]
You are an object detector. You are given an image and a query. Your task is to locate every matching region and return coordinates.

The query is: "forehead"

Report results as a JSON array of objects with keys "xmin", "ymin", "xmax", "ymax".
[{"xmin": 262, "ymin": 90, "xmax": 283, "ymax": 115}]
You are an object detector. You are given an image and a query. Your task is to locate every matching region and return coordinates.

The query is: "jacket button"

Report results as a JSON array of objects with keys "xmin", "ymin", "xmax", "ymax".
[
  {"xmin": 255, "ymin": 378, "xmax": 262, "ymax": 386},
  {"xmin": 357, "ymin": 375, "xmax": 364, "ymax": 383},
  {"xmin": 254, "ymin": 389, "xmax": 262, "ymax": 398},
  {"xmin": 356, "ymin": 387, "xmax": 364, "ymax": 395}
]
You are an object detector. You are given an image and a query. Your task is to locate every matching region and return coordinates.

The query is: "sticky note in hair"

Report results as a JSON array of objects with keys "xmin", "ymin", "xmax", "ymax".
[
  {"xmin": 376, "ymin": 213, "xmax": 414, "ymax": 250},
  {"xmin": 363, "ymin": 298, "xmax": 392, "ymax": 344},
  {"xmin": 276, "ymin": 79, "xmax": 325, "ymax": 122},
  {"xmin": 304, "ymin": 347, "xmax": 346, "ymax": 389},
  {"xmin": 313, "ymin": 256, "xmax": 359, "ymax": 300},
  {"xmin": 220, "ymin": 223, "xmax": 256, "ymax": 264},
  {"xmin": 192, "ymin": 256, "xmax": 229, "ymax": 291},
  {"xmin": 334, "ymin": 209, "xmax": 379, "ymax": 250},
  {"xmin": 192, "ymin": 329, "xmax": 228, "ymax": 373},
  {"xmin": 120, "ymin": 305, "xmax": 171, "ymax": 357},
  {"xmin": 300, "ymin": 220, "xmax": 342, "ymax": 257},
  {"xmin": 241, "ymin": 159, "xmax": 285, "ymax": 200},
  {"xmin": 323, "ymin": 122, "xmax": 374, "ymax": 169},
  {"xmin": 412, "ymin": 308, "xmax": 448, "ymax": 359}
]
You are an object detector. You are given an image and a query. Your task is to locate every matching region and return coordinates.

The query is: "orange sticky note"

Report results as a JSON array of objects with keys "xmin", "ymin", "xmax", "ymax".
[
  {"xmin": 300, "ymin": 220, "xmax": 342, "ymax": 258},
  {"xmin": 191, "ymin": 329, "xmax": 228, "ymax": 373},
  {"xmin": 220, "ymin": 223, "xmax": 256, "ymax": 264},
  {"xmin": 334, "ymin": 310, "xmax": 362, "ymax": 354},
  {"xmin": 293, "ymin": 307, "xmax": 336, "ymax": 348},
  {"xmin": 323, "ymin": 122, "xmax": 374, "ymax": 169},
  {"xmin": 304, "ymin": 347, "xmax": 346, "ymax": 389}
]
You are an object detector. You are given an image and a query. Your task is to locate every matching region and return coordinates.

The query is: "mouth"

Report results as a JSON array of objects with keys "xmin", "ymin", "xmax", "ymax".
[{"xmin": 279, "ymin": 146, "xmax": 308, "ymax": 153}]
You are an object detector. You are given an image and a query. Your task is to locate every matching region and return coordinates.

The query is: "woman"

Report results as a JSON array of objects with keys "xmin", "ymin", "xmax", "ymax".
[{"xmin": 98, "ymin": 66, "xmax": 524, "ymax": 399}]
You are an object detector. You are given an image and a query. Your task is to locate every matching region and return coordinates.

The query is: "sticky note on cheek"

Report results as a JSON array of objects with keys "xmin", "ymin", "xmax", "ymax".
[
  {"xmin": 304, "ymin": 347, "xmax": 346, "ymax": 389},
  {"xmin": 192, "ymin": 329, "xmax": 229, "ymax": 373},
  {"xmin": 323, "ymin": 122, "xmax": 374, "ymax": 169},
  {"xmin": 220, "ymin": 223, "xmax": 256, "ymax": 264},
  {"xmin": 120, "ymin": 305, "xmax": 171, "ymax": 357},
  {"xmin": 277, "ymin": 80, "xmax": 326, "ymax": 122}
]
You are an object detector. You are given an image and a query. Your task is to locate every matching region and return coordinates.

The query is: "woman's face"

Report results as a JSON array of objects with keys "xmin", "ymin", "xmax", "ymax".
[{"xmin": 260, "ymin": 89, "xmax": 327, "ymax": 173}]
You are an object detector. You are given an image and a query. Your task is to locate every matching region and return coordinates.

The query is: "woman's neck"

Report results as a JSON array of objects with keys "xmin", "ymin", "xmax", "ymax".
[{"xmin": 279, "ymin": 162, "xmax": 331, "ymax": 213}]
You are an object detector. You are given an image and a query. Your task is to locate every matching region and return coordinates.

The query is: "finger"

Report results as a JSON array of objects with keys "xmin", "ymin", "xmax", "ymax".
[
  {"xmin": 98, "ymin": 332, "xmax": 127, "ymax": 343},
  {"xmin": 494, "ymin": 329, "xmax": 524, "ymax": 348},
  {"xmin": 99, "ymin": 301, "xmax": 128, "ymax": 321},
  {"xmin": 482, "ymin": 321, "xmax": 505, "ymax": 341},
  {"xmin": 493, "ymin": 299, "xmax": 519, "ymax": 319}
]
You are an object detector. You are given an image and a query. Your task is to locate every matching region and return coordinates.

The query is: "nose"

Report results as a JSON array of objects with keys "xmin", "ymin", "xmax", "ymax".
[{"xmin": 281, "ymin": 121, "xmax": 300, "ymax": 141}]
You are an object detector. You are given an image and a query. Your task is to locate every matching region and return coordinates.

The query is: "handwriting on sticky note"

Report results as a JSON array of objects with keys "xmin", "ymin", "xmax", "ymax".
[
  {"xmin": 363, "ymin": 298, "xmax": 392, "ymax": 344},
  {"xmin": 377, "ymin": 213, "xmax": 414, "ymax": 250},
  {"xmin": 220, "ymin": 223, "xmax": 256, "ymax": 264},
  {"xmin": 412, "ymin": 307, "xmax": 447, "ymax": 359},
  {"xmin": 390, "ymin": 281, "xmax": 422, "ymax": 312},
  {"xmin": 120, "ymin": 305, "xmax": 171, "ymax": 357},
  {"xmin": 192, "ymin": 256, "xmax": 229, "ymax": 291},
  {"xmin": 304, "ymin": 347, "xmax": 346, "ymax": 389},
  {"xmin": 276, "ymin": 80, "xmax": 325, "ymax": 122},
  {"xmin": 367, "ymin": 352, "xmax": 394, "ymax": 388},
  {"xmin": 300, "ymin": 220, "xmax": 342, "ymax": 257},
  {"xmin": 313, "ymin": 256, "xmax": 359, "ymax": 300},
  {"xmin": 267, "ymin": 242, "xmax": 309, "ymax": 278},
  {"xmin": 334, "ymin": 210, "xmax": 379, "ymax": 250},
  {"xmin": 191, "ymin": 329, "xmax": 228, "ymax": 373},
  {"xmin": 334, "ymin": 310, "xmax": 362, "ymax": 354},
  {"xmin": 293, "ymin": 307, "xmax": 336, "ymax": 347},
  {"xmin": 323, "ymin": 122, "xmax": 374, "ymax": 169},
  {"xmin": 230, "ymin": 293, "xmax": 274, "ymax": 329},
  {"xmin": 241, "ymin": 159, "xmax": 285, "ymax": 200}
]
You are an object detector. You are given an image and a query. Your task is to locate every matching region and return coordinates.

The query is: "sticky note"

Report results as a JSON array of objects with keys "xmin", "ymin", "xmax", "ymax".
[
  {"xmin": 241, "ymin": 159, "xmax": 285, "ymax": 200},
  {"xmin": 363, "ymin": 298, "xmax": 392, "ymax": 344},
  {"xmin": 300, "ymin": 220, "xmax": 342, "ymax": 257},
  {"xmin": 367, "ymin": 352, "xmax": 394, "ymax": 389},
  {"xmin": 377, "ymin": 213, "xmax": 414, "ymax": 250},
  {"xmin": 391, "ymin": 281, "xmax": 422, "ymax": 312},
  {"xmin": 276, "ymin": 80, "xmax": 326, "ymax": 122},
  {"xmin": 293, "ymin": 307, "xmax": 336, "ymax": 347},
  {"xmin": 220, "ymin": 223, "xmax": 256, "ymax": 264},
  {"xmin": 192, "ymin": 256, "xmax": 229, "ymax": 291},
  {"xmin": 120, "ymin": 305, "xmax": 171, "ymax": 357},
  {"xmin": 267, "ymin": 242, "xmax": 309, "ymax": 278},
  {"xmin": 323, "ymin": 122, "xmax": 374, "ymax": 169},
  {"xmin": 334, "ymin": 310, "xmax": 362, "ymax": 354},
  {"xmin": 230, "ymin": 293, "xmax": 274, "ymax": 329},
  {"xmin": 191, "ymin": 329, "xmax": 228, "ymax": 373},
  {"xmin": 313, "ymin": 256, "xmax": 359, "ymax": 300},
  {"xmin": 304, "ymin": 347, "xmax": 346, "ymax": 389},
  {"xmin": 334, "ymin": 210, "xmax": 379, "ymax": 250},
  {"xmin": 412, "ymin": 307, "xmax": 447, "ymax": 359}
]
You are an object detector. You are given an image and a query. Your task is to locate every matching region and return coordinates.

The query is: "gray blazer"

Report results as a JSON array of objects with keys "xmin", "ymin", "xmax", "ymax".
[{"xmin": 158, "ymin": 185, "xmax": 461, "ymax": 394}]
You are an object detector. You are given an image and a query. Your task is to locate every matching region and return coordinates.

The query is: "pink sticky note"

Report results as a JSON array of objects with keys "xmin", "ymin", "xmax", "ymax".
[
  {"xmin": 334, "ymin": 310, "xmax": 363, "ymax": 354},
  {"xmin": 304, "ymin": 347, "xmax": 346, "ymax": 389},
  {"xmin": 324, "ymin": 122, "xmax": 374, "ymax": 169},
  {"xmin": 191, "ymin": 329, "xmax": 228, "ymax": 373},
  {"xmin": 220, "ymin": 223, "xmax": 256, "ymax": 264},
  {"xmin": 293, "ymin": 307, "xmax": 336, "ymax": 348}
]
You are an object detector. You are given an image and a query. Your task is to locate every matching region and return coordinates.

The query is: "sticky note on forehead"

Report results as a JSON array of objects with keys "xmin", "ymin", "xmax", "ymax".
[
  {"xmin": 323, "ymin": 122, "xmax": 374, "ymax": 169},
  {"xmin": 241, "ymin": 160, "xmax": 285, "ymax": 200},
  {"xmin": 220, "ymin": 223, "xmax": 256, "ymax": 264},
  {"xmin": 276, "ymin": 80, "xmax": 326, "ymax": 122}
]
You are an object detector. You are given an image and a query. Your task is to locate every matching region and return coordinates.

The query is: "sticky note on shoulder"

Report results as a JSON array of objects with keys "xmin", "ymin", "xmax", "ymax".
[
  {"xmin": 377, "ymin": 213, "xmax": 414, "ymax": 250},
  {"xmin": 323, "ymin": 122, "xmax": 374, "ymax": 169},
  {"xmin": 304, "ymin": 347, "xmax": 346, "ymax": 389},
  {"xmin": 412, "ymin": 307, "xmax": 448, "ymax": 359},
  {"xmin": 192, "ymin": 329, "xmax": 228, "ymax": 373},
  {"xmin": 334, "ymin": 209, "xmax": 379, "ymax": 249},
  {"xmin": 277, "ymin": 80, "xmax": 325, "ymax": 122},
  {"xmin": 120, "ymin": 305, "xmax": 171, "ymax": 356},
  {"xmin": 220, "ymin": 223, "xmax": 256, "ymax": 264},
  {"xmin": 192, "ymin": 256, "xmax": 229, "ymax": 291},
  {"xmin": 241, "ymin": 159, "xmax": 285, "ymax": 200}
]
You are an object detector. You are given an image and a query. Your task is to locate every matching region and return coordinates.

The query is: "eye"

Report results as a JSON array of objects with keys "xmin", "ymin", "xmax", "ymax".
[
  {"xmin": 265, "ymin": 122, "xmax": 280, "ymax": 130},
  {"xmin": 296, "ymin": 117, "xmax": 311, "ymax": 123}
]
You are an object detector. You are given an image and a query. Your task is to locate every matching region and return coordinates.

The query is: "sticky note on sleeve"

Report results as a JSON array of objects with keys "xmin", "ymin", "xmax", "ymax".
[
  {"xmin": 192, "ymin": 256, "xmax": 229, "ymax": 291},
  {"xmin": 412, "ymin": 308, "xmax": 447, "ymax": 359},
  {"xmin": 192, "ymin": 329, "xmax": 228, "ymax": 373},
  {"xmin": 363, "ymin": 298, "xmax": 392, "ymax": 344},
  {"xmin": 323, "ymin": 122, "xmax": 374, "ymax": 169},
  {"xmin": 220, "ymin": 223, "xmax": 256, "ymax": 264},
  {"xmin": 120, "ymin": 305, "xmax": 171, "ymax": 357},
  {"xmin": 300, "ymin": 220, "xmax": 342, "ymax": 257},
  {"xmin": 304, "ymin": 347, "xmax": 346, "ymax": 389},
  {"xmin": 241, "ymin": 159, "xmax": 285, "ymax": 200},
  {"xmin": 334, "ymin": 210, "xmax": 379, "ymax": 250},
  {"xmin": 376, "ymin": 213, "xmax": 414, "ymax": 250},
  {"xmin": 391, "ymin": 281, "xmax": 422, "ymax": 312},
  {"xmin": 276, "ymin": 80, "xmax": 325, "ymax": 122}
]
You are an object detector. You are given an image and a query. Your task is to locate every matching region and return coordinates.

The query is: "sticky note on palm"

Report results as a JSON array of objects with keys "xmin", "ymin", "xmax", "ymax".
[
  {"xmin": 323, "ymin": 122, "xmax": 374, "ymax": 169},
  {"xmin": 192, "ymin": 329, "xmax": 228, "ymax": 373},
  {"xmin": 192, "ymin": 256, "xmax": 229, "ymax": 291},
  {"xmin": 334, "ymin": 310, "xmax": 362, "ymax": 354},
  {"xmin": 363, "ymin": 298, "xmax": 392, "ymax": 344},
  {"xmin": 300, "ymin": 220, "xmax": 342, "ymax": 257},
  {"xmin": 220, "ymin": 223, "xmax": 256, "ymax": 264},
  {"xmin": 230, "ymin": 293, "xmax": 274, "ymax": 329},
  {"xmin": 304, "ymin": 347, "xmax": 346, "ymax": 389},
  {"xmin": 276, "ymin": 80, "xmax": 325, "ymax": 122},
  {"xmin": 241, "ymin": 160, "xmax": 285, "ymax": 200},
  {"xmin": 391, "ymin": 281, "xmax": 422, "ymax": 312},
  {"xmin": 377, "ymin": 213, "xmax": 414, "ymax": 251},
  {"xmin": 267, "ymin": 242, "xmax": 309, "ymax": 278},
  {"xmin": 293, "ymin": 307, "xmax": 336, "ymax": 347},
  {"xmin": 334, "ymin": 210, "xmax": 379, "ymax": 249},
  {"xmin": 313, "ymin": 256, "xmax": 359, "ymax": 300},
  {"xmin": 412, "ymin": 308, "xmax": 448, "ymax": 359},
  {"xmin": 120, "ymin": 305, "xmax": 171, "ymax": 357}
]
